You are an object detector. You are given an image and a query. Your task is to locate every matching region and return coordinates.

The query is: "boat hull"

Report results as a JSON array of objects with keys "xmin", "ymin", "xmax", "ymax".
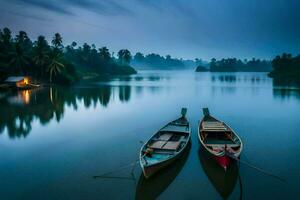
[
  {"xmin": 140, "ymin": 110, "xmax": 191, "ymax": 179},
  {"xmin": 141, "ymin": 141, "xmax": 190, "ymax": 178},
  {"xmin": 213, "ymin": 155, "xmax": 231, "ymax": 171}
]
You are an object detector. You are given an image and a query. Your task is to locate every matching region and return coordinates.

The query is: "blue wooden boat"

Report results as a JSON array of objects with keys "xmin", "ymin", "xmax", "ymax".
[{"xmin": 139, "ymin": 108, "xmax": 191, "ymax": 178}]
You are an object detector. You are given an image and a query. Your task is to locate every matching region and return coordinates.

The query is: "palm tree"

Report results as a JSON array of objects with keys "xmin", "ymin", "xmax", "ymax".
[
  {"xmin": 8, "ymin": 43, "xmax": 29, "ymax": 74},
  {"xmin": 51, "ymin": 33, "xmax": 63, "ymax": 50},
  {"xmin": 0, "ymin": 27, "xmax": 12, "ymax": 50},
  {"xmin": 47, "ymin": 33, "xmax": 65, "ymax": 83},
  {"xmin": 32, "ymin": 36, "xmax": 49, "ymax": 77},
  {"xmin": 15, "ymin": 31, "xmax": 32, "ymax": 49},
  {"xmin": 48, "ymin": 53, "xmax": 64, "ymax": 83}
]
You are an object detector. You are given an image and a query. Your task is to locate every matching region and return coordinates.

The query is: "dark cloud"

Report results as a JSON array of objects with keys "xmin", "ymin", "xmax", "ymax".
[
  {"xmin": 13, "ymin": 0, "xmax": 132, "ymax": 16},
  {"xmin": 15, "ymin": 0, "xmax": 73, "ymax": 15},
  {"xmin": 0, "ymin": 8, "xmax": 52, "ymax": 22}
]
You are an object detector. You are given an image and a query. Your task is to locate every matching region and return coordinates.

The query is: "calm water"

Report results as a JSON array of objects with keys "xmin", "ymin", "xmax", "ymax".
[{"xmin": 1, "ymin": 71, "xmax": 300, "ymax": 200}]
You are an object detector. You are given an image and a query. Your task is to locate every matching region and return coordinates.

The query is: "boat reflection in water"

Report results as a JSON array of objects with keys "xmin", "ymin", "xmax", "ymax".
[
  {"xmin": 135, "ymin": 143, "xmax": 190, "ymax": 200},
  {"xmin": 199, "ymin": 147, "xmax": 239, "ymax": 200}
]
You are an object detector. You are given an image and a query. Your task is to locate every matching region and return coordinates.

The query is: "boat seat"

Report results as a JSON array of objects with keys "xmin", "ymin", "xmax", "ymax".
[
  {"xmin": 160, "ymin": 125, "xmax": 189, "ymax": 133},
  {"xmin": 202, "ymin": 121, "xmax": 227, "ymax": 131},
  {"xmin": 204, "ymin": 138, "xmax": 235, "ymax": 145},
  {"xmin": 157, "ymin": 133, "xmax": 173, "ymax": 141},
  {"xmin": 206, "ymin": 144, "xmax": 240, "ymax": 147},
  {"xmin": 162, "ymin": 141, "xmax": 181, "ymax": 151},
  {"xmin": 202, "ymin": 127, "xmax": 227, "ymax": 131},
  {"xmin": 148, "ymin": 141, "xmax": 166, "ymax": 149}
]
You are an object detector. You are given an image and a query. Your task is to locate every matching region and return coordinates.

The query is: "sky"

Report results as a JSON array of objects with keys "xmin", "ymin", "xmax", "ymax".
[{"xmin": 0, "ymin": 0, "xmax": 299, "ymax": 60}]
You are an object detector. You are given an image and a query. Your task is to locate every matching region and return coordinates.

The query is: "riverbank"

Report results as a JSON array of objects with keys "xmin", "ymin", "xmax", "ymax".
[{"xmin": 0, "ymin": 28, "xmax": 137, "ymax": 86}]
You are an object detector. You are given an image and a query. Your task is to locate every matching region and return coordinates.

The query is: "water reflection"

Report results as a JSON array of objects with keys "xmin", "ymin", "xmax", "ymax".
[
  {"xmin": 0, "ymin": 85, "xmax": 130, "ymax": 138},
  {"xmin": 212, "ymin": 75, "xmax": 237, "ymax": 83},
  {"xmin": 211, "ymin": 86, "xmax": 237, "ymax": 96},
  {"xmin": 119, "ymin": 86, "xmax": 131, "ymax": 102},
  {"xmin": 111, "ymin": 73, "xmax": 170, "ymax": 82},
  {"xmin": 135, "ymin": 143, "xmax": 191, "ymax": 200},
  {"xmin": 272, "ymin": 78, "xmax": 300, "ymax": 100},
  {"xmin": 210, "ymin": 73, "xmax": 268, "ymax": 84},
  {"xmin": 1, "ymin": 72, "xmax": 300, "ymax": 140},
  {"xmin": 199, "ymin": 148, "xmax": 239, "ymax": 200}
]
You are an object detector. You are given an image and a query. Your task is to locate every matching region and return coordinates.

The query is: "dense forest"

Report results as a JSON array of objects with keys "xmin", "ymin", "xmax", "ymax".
[
  {"xmin": 269, "ymin": 53, "xmax": 300, "ymax": 79},
  {"xmin": 209, "ymin": 58, "xmax": 272, "ymax": 72},
  {"xmin": 131, "ymin": 52, "xmax": 201, "ymax": 70},
  {"xmin": 0, "ymin": 27, "xmax": 136, "ymax": 85}
]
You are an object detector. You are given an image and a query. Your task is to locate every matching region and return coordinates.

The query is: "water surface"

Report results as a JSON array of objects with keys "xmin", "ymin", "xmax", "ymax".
[{"xmin": 0, "ymin": 71, "xmax": 300, "ymax": 199}]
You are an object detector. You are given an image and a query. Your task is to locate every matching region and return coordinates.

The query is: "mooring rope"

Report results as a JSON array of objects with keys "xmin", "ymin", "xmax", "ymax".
[
  {"xmin": 93, "ymin": 160, "xmax": 139, "ymax": 179},
  {"xmin": 227, "ymin": 152, "xmax": 286, "ymax": 182}
]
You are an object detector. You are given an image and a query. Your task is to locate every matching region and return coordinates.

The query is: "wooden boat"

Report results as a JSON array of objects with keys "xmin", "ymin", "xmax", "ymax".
[
  {"xmin": 198, "ymin": 108, "xmax": 243, "ymax": 170},
  {"xmin": 140, "ymin": 108, "xmax": 191, "ymax": 178},
  {"xmin": 136, "ymin": 143, "xmax": 190, "ymax": 200}
]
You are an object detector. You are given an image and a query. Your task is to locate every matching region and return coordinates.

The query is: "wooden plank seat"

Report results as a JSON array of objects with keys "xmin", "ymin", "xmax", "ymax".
[
  {"xmin": 160, "ymin": 125, "xmax": 189, "ymax": 133},
  {"xmin": 203, "ymin": 122, "xmax": 225, "ymax": 127},
  {"xmin": 162, "ymin": 141, "xmax": 181, "ymax": 150},
  {"xmin": 202, "ymin": 121, "xmax": 228, "ymax": 131},
  {"xmin": 148, "ymin": 141, "xmax": 166, "ymax": 149},
  {"xmin": 205, "ymin": 143, "xmax": 240, "ymax": 147},
  {"xmin": 203, "ymin": 128, "xmax": 227, "ymax": 131},
  {"xmin": 204, "ymin": 138, "xmax": 235, "ymax": 145},
  {"xmin": 148, "ymin": 135, "xmax": 184, "ymax": 150},
  {"xmin": 158, "ymin": 133, "xmax": 173, "ymax": 140}
]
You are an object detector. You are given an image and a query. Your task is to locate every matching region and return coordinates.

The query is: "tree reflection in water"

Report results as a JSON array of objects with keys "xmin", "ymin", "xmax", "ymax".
[
  {"xmin": 272, "ymin": 78, "xmax": 300, "ymax": 100},
  {"xmin": 0, "ymin": 85, "xmax": 132, "ymax": 138},
  {"xmin": 119, "ymin": 86, "xmax": 131, "ymax": 102}
]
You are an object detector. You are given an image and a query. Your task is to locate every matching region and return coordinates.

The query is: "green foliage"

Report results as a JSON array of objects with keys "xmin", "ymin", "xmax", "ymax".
[
  {"xmin": 64, "ymin": 43, "xmax": 136, "ymax": 76},
  {"xmin": 8, "ymin": 43, "xmax": 30, "ymax": 74},
  {"xmin": 51, "ymin": 33, "xmax": 63, "ymax": 50},
  {"xmin": 209, "ymin": 58, "xmax": 272, "ymax": 72},
  {"xmin": 0, "ymin": 27, "xmax": 137, "ymax": 85},
  {"xmin": 132, "ymin": 52, "xmax": 186, "ymax": 69},
  {"xmin": 269, "ymin": 53, "xmax": 300, "ymax": 79},
  {"xmin": 32, "ymin": 36, "xmax": 50, "ymax": 77}
]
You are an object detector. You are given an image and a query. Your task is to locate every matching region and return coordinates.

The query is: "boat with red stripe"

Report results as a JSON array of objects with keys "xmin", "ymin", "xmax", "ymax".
[{"xmin": 198, "ymin": 108, "xmax": 243, "ymax": 171}]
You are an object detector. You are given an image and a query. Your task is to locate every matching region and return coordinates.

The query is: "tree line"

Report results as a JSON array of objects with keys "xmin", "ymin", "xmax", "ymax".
[
  {"xmin": 269, "ymin": 53, "xmax": 300, "ymax": 79},
  {"xmin": 208, "ymin": 58, "xmax": 272, "ymax": 72},
  {"xmin": 131, "ymin": 52, "xmax": 198, "ymax": 69},
  {"xmin": 0, "ymin": 27, "xmax": 136, "ymax": 85},
  {"xmin": 197, "ymin": 54, "xmax": 300, "ymax": 79}
]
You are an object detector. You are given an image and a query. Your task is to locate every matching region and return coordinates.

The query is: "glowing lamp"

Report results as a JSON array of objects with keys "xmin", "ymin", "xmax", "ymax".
[{"xmin": 24, "ymin": 77, "xmax": 29, "ymax": 85}]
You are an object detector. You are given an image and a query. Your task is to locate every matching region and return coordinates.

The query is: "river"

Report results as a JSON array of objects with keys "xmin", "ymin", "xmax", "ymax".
[{"xmin": 0, "ymin": 71, "xmax": 299, "ymax": 199}]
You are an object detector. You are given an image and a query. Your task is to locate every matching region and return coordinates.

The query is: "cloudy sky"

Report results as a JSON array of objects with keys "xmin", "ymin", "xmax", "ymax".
[{"xmin": 0, "ymin": 0, "xmax": 299, "ymax": 60}]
